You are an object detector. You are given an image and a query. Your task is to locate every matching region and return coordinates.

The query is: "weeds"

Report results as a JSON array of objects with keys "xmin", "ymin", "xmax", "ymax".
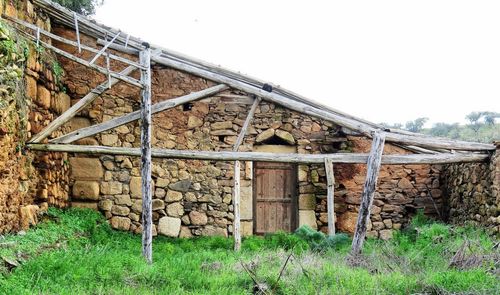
[{"xmin": 0, "ymin": 208, "xmax": 498, "ymax": 294}]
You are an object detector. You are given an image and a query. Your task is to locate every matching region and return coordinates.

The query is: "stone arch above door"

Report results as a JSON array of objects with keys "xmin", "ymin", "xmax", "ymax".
[{"xmin": 255, "ymin": 128, "xmax": 296, "ymax": 146}]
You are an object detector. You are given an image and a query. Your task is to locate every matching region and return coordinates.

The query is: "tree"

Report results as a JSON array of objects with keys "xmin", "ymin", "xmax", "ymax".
[
  {"xmin": 53, "ymin": 0, "xmax": 104, "ymax": 16},
  {"xmin": 404, "ymin": 117, "xmax": 428, "ymax": 133},
  {"xmin": 482, "ymin": 112, "xmax": 499, "ymax": 125}
]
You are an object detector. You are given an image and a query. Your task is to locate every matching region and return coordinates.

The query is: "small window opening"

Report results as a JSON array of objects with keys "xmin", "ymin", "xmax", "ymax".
[{"xmin": 183, "ymin": 103, "xmax": 194, "ymax": 111}]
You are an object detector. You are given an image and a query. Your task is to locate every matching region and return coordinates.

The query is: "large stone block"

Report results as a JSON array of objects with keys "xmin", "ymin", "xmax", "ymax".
[
  {"xmin": 298, "ymin": 194, "xmax": 316, "ymax": 210},
  {"xmin": 51, "ymin": 92, "xmax": 71, "ymax": 114},
  {"xmin": 299, "ymin": 210, "xmax": 317, "ymax": 230},
  {"xmin": 201, "ymin": 225, "xmax": 228, "ymax": 237},
  {"xmin": 25, "ymin": 76, "xmax": 37, "ymax": 100},
  {"xmin": 100, "ymin": 181, "xmax": 123, "ymax": 195},
  {"xmin": 166, "ymin": 202, "xmax": 184, "ymax": 217},
  {"xmin": 158, "ymin": 216, "xmax": 181, "ymax": 237},
  {"xmin": 241, "ymin": 221, "xmax": 253, "ymax": 236},
  {"xmin": 337, "ymin": 211, "xmax": 358, "ymax": 233},
  {"xmin": 275, "ymin": 129, "xmax": 295, "ymax": 145},
  {"xmin": 187, "ymin": 116, "xmax": 203, "ymax": 129},
  {"xmin": 110, "ymin": 216, "xmax": 131, "ymax": 231},
  {"xmin": 72, "ymin": 181, "xmax": 100, "ymax": 200},
  {"xmin": 70, "ymin": 157, "xmax": 103, "ymax": 180},
  {"xmin": 240, "ymin": 187, "xmax": 253, "ymax": 220},
  {"xmin": 36, "ymin": 85, "xmax": 51, "ymax": 109},
  {"xmin": 130, "ymin": 177, "xmax": 142, "ymax": 198},
  {"xmin": 111, "ymin": 205, "xmax": 130, "ymax": 216},
  {"xmin": 101, "ymin": 134, "xmax": 119, "ymax": 146},
  {"xmin": 189, "ymin": 211, "xmax": 208, "ymax": 225},
  {"xmin": 256, "ymin": 129, "xmax": 275, "ymax": 143},
  {"xmin": 166, "ymin": 190, "xmax": 183, "ymax": 202}
]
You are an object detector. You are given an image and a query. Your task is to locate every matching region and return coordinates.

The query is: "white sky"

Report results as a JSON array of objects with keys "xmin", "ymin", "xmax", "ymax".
[{"xmin": 94, "ymin": 0, "xmax": 500, "ymax": 127}]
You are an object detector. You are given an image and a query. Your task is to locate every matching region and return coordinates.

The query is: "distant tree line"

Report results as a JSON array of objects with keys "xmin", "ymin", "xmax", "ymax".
[{"xmin": 380, "ymin": 111, "xmax": 499, "ymax": 143}]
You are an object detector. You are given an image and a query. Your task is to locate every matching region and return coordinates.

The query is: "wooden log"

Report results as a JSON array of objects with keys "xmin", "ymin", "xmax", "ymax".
[
  {"xmin": 351, "ymin": 132, "xmax": 386, "ymax": 255},
  {"xmin": 89, "ymin": 31, "xmax": 121, "ymax": 64},
  {"xmin": 231, "ymin": 96, "xmax": 261, "ymax": 251},
  {"xmin": 29, "ymin": 65, "xmax": 137, "ymax": 143},
  {"xmin": 140, "ymin": 48, "xmax": 153, "ymax": 264},
  {"xmin": 324, "ymin": 158, "xmax": 335, "ymax": 236},
  {"xmin": 233, "ymin": 160, "xmax": 241, "ymax": 251},
  {"xmin": 16, "ymin": 29, "xmax": 143, "ymax": 88},
  {"xmin": 97, "ymin": 39, "xmax": 140, "ymax": 55},
  {"xmin": 27, "ymin": 144, "xmax": 490, "ymax": 164},
  {"xmin": 50, "ymin": 84, "xmax": 228, "ymax": 144}
]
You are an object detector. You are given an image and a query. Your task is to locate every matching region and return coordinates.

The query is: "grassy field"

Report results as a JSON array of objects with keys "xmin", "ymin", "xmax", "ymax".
[{"xmin": 0, "ymin": 209, "xmax": 498, "ymax": 294}]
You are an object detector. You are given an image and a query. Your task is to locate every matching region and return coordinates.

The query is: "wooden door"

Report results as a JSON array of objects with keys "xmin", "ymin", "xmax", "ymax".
[{"xmin": 253, "ymin": 162, "xmax": 297, "ymax": 234}]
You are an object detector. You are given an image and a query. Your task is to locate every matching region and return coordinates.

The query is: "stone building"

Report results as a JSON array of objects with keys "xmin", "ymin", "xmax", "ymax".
[{"xmin": 0, "ymin": 0, "xmax": 498, "ymax": 239}]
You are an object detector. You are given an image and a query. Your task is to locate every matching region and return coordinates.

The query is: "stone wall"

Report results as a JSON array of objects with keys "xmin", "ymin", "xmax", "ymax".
[
  {"xmin": 41, "ymin": 23, "xmax": 449, "ymax": 240},
  {"xmin": 441, "ymin": 143, "xmax": 500, "ymax": 234},
  {"xmin": 0, "ymin": 0, "xmax": 70, "ymax": 233}
]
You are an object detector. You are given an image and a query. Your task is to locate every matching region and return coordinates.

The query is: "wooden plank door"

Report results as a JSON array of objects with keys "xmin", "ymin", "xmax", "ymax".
[{"xmin": 253, "ymin": 162, "xmax": 297, "ymax": 234}]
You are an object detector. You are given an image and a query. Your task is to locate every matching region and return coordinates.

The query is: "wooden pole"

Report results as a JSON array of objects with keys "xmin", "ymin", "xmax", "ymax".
[
  {"xmin": 351, "ymin": 132, "xmax": 386, "ymax": 255},
  {"xmin": 27, "ymin": 144, "xmax": 490, "ymax": 165},
  {"xmin": 140, "ymin": 46, "xmax": 153, "ymax": 264},
  {"xmin": 324, "ymin": 158, "xmax": 335, "ymax": 236},
  {"xmin": 232, "ymin": 97, "xmax": 261, "ymax": 251}
]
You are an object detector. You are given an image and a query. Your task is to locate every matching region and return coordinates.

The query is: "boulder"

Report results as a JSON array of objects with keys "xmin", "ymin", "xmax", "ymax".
[
  {"xmin": 72, "ymin": 181, "xmax": 100, "ymax": 200},
  {"xmin": 158, "ymin": 216, "xmax": 181, "ymax": 237},
  {"xmin": 70, "ymin": 157, "xmax": 103, "ymax": 180},
  {"xmin": 189, "ymin": 211, "xmax": 208, "ymax": 225}
]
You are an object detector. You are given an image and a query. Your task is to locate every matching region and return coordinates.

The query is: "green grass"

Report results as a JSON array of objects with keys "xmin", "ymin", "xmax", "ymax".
[{"xmin": 0, "ymin": 209, "xmax": 498, "ymax": 294}]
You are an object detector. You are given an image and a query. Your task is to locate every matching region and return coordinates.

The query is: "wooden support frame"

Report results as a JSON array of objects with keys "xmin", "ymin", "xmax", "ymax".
[
  {"xmin": 140, "ymin": 47, "xmax": 153, "ymax": 264},
  {"xmin": 232, "ymin": 97, "xmax": 261, "ymax": 251},
  {"xmin": 27, "ymin": 144, "xmax": 489, "ymax": 165},
  {"xmin": 324, "ymin": 158, "xmax": 335, "ymax": 236},
  {"xmin": 351, "ymin": 132, "xmax": 386, "ymax": 255},
  {"xmin": 89, "ymin": 31, "xmax": 121, "ymax": 65},
  {"xmin": 49, "ymin": 84, "xmax": 228, "ymax": 144}
]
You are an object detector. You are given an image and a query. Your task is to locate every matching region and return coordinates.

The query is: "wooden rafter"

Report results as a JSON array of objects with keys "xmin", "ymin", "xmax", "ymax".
[{"xmin": 49, "ymin": 84, "xmax": 228, "ymax": 144}]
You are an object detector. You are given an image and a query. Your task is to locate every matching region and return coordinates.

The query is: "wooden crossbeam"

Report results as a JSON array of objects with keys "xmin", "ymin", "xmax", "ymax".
[
  {"xmin": 49, "ymin": 84, "xmax": 228, "ymax": 144},
  {"xmin": 27, "ymin": 144, "xmax": 489, "ymax": 164},
  {"xmin": 89, "ymin": 31, "xmax": 121, "ymax": 64},
  {"xmin": 4, "ymin": 15, "xmax": 144, "ymax": 70},
  {"xmin": 139, "ymin": 48, "xmax": 153, "ymax": 264},
  {"xmin": 351, "ymin": 132, "xmax": 386, "ymax": 255},
  {"xmin": 324, "ymin": 158, "xmax": 335, "ymax": 236},
  {"xmin": 231, "ymin": 96, "xmax": 261, "ymax": 251}
]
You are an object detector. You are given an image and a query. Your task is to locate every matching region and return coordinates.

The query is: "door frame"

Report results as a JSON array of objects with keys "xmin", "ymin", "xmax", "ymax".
[{"xmin": 252, "ymin": 161, "xmax": 298, "ymax": 235}]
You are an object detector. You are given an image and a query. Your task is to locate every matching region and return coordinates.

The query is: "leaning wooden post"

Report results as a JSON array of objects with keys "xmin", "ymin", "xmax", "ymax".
[
  {"xmin": 351, "ymin": 131, "xmax": 386, "ymax": 255},
  {"xmin": 324, "ymin": 157, "xmax": 335, "ymax": 236},
  {"xmin": 139, "ymin": 44, "xmax": 153, "ymax": 264},
  {"xmin": 232, "ymin": 97, "xmax": 261, "ymax": 251}
]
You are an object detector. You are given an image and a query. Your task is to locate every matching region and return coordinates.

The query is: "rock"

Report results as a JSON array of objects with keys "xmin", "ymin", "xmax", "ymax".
[
  {"xmin": 158, "ymin": 216, "xmax": 181, "ymax": 237},
  {"xmin": 166, "ymin": 202, "xmax": 184, "ymax": 217},
  {"xmin": 131, "ymin": 199, "xmax": 142, "ymax": 213},
  {"xmin": 168, "ymin": 180, "xmax": 191, "ymax": 192},
  {"xmin": 211, "ymin": 121, "xmax": 233, "ymax": 130},
  {"xmin": 201, "ymin": 225, "xmax": 228, "ymax": 237},
  {"xmin": 36, "ymin": 85, "xmax": 51, "ymax": 109},
  {"xmin": 275, "ymin": 129, "xmax": 295, "ymax": 145},
  {"xmin": 98, "ymin": 199, "xmax": 113, "ymax": 211},
  {"xmin": 166, "ymin": 190, "xmax": 183, "ymax": 202},
  {"xmin": 372, "ymin": 221, "xmax": 384, "ymax": 230},
  {"xmin": 19, "ymin": 205, "xmax": 39, "ymax": 230},
  {"xmin": 25, "ymin": 76, "xmax": 37, "ymax": 100},
  {"xmin": 398, "ymin": 178, "xmax": 414, "ymax": 190},
  {"xmin": 298, "ymin": 194, "xmax": 316, "ymax": 210},
  {"xmin": 155, "ymin": 188, "xmax": 166, "ymax": 198},
  {"xmin": 72, "ymin": 181, "xmax": 100, "ymax": 200},
  {"xmin": 100, "ymin": 181, "xmax": 123, "ymax": 195},
  {"xmin": 130, "ymin": 177, "xmax": 142, "ymax": 198},
  {"xmin": 337, "ymin": 211, "xmax": 358, "ymax": 233},
  {"xmin": 187, "ymin": 116, "xmax": 203, "ymax": 128},
  {"xmin": 101, "ymin": 134, "xmax": 118, "ymax": 146},
  {"xmin": 241, "ymin": 221, "xmax": 253, "ymax": 236},
  {"xmin": 179, "ymin": 226, "xmax": 193, "ymax": 238},
  {"xmin": 256, "ymin": 129, "xmax": 275, "ymax": 143},
  {"xmin": 51, "ymin": 92, "xmax": 71, "ymax": 114},
  {"xmin": 189, "ymin": 211, "xmax": 208, "ymax": 225},
  {"xmin": 383, "ymin": 219, "xmax": 393, "ymax": 229},
  {"xmin": 68, "ymin": 117, "xmax": 91, "ymax": 132},
  {"xmin": 70, "ymin": 157, "xmax": 103, "ymax": 180},
  {"xmin": 299, "ymin": 210, "xmax": 317, "ymax": 230},
  {"xmin": 111, "ymin": 205, "xmax": 130, "ymax": 216},
  {"xmin": 114, "ymin": 195, "xmax": 132, "ymax": 206},
  {"xmin": 379, "ymin": 229, "xmax": 393, "ymax": 240},
  {"xmin": 110, "ymin": 216, "xmax": 131, "ymax": 231},
  {"xmin": 152, "ymin": 199, "xmax": 165, "ymax": 211}
]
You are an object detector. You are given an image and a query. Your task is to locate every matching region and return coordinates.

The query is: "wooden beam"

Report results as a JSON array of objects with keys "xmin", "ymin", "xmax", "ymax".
[
  {"xmin": 29, "ymin": 65, "xmax": 137, "ymax": 143},
  {"xmin": 27, "ymin": 144, "xmax": 489, "ymax": 164},
  {"xmin": 4, "ymin": 15, "xmax": 144, "ymax": 70},
  {"xmin": 89, "ymin": 31, "xmax": 121, "ymax": 64},
  {"xmin": 351, "ymin": 132, "xmax": 386, "ymax": 255},
  {"xmin": 49, "ymin": 84, "xmax": 228, "ymax": 144},
  {"xmin": 324, "ymin": 158, "xmax": 335, "ymax": 236},
  {"xmin": 231, "ymin": 96, "xmax": 261, "ymax": 251},
  {"xmin": 233, "ymin": 160, "xmax": 241, "ymax": 251},
  {"xmin": 140, "ymin": 48, "xmax": 153, "ymax": 264},
  {"xmin": 16, "ymin": 29, "xmax": 143, "ymax": 88}
]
